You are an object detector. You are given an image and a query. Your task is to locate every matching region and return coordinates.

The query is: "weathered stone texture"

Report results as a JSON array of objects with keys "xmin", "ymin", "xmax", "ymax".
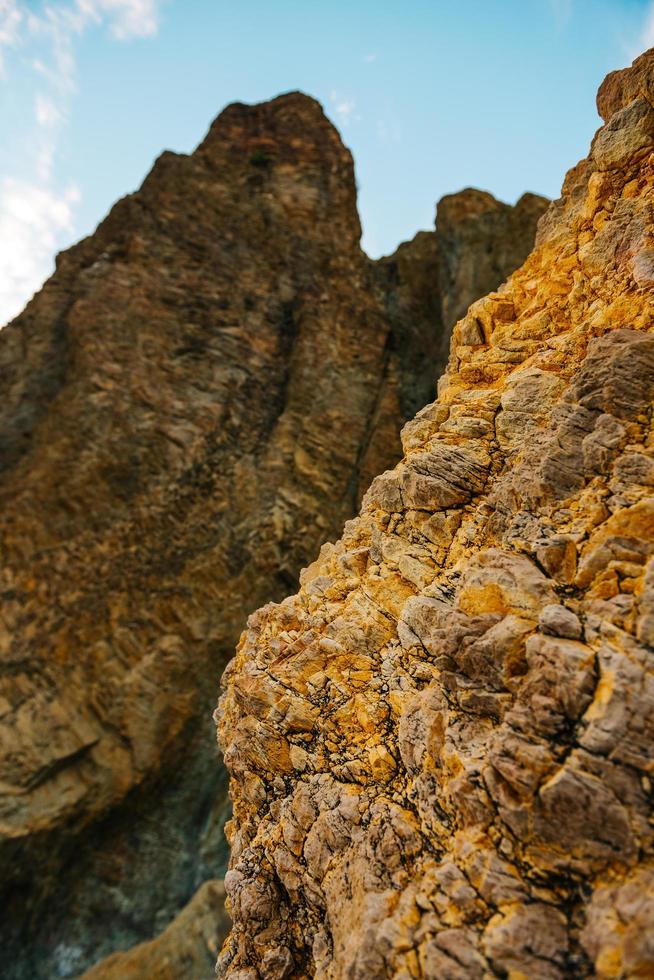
[
  {"xmin": 218, "ymin": 51, "xmax": 654, "ymax": 979},
  {"xmin": 0, "ymin": 92, "xmax": 543, "ymax": 978}
]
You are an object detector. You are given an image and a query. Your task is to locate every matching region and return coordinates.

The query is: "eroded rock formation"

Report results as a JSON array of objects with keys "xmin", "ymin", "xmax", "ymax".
[
  {"xmin": 0, "ymin": 92, "xmax": 544, "ymax": 978},
  {"xmin": 218, "ymin": 51, "xmax": 654, "ymax": 978},
  {"xmin": 435, "ymin": 188, "xmax": 553, "ymax": 330}
]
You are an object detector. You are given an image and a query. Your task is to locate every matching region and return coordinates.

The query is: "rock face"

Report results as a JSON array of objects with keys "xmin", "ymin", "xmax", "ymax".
[
  {"xmin": 0, "ymin": 92, "xmax": 544, "ymax": 978},
  {"xmin": 218, "ymin": 51, "xmax": 654, "ymax": 979},
  {"xmin": 435, "ymin": 189, "xmax": 552, "ymax": 329},
  {"xmin": 361, "ymin": 189, "xmax": 547, "ymax": 499}
]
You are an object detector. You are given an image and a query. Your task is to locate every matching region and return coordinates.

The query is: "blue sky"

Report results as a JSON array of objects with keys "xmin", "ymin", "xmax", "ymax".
[{"xmin": 0, "ymin": 0, "xmax": 653, "ymax": 325}]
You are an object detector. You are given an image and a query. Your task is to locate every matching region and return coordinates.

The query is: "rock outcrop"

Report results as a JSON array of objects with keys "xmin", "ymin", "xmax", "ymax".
[
  {"xmin": 218, "ymin": 51, "xmax": 654, "ymax": 979},
  {"xmin": 435, "ymin": 189, "xmax": 553, "ymax": 330},
  {"xmin": 0, "ymin": 93, "xmax": 544, "ymax": 977}
]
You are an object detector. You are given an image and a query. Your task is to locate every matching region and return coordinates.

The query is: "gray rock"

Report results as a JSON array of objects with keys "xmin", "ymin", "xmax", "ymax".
[{"xmin": 538, "ymin": 603, "xmax": 583, "ymax": 639}]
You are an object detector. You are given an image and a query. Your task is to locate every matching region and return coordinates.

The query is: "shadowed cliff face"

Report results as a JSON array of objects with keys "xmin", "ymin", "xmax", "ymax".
[
  {"xmin": 0, "ymin": 91, "xmax": 545, "ymax": 978},
  {"xmin": 218, "ymin": 51, "xmax": 654, "ymax": 980}
]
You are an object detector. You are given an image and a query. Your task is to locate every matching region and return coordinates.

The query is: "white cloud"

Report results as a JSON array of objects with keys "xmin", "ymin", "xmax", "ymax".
[
  {"xmin": 0, "ymin": 0, "xmax": 21, "ymax": 44},
  {"xmin": 363, "ymin": 52, "xmax": 377, "ymax": 63},
  {"xmin": 0, "ymin": 0, "xmax": 162, "ymax": 325},
  {"xmin": 0, "ymin": 178, "xmax": 80, "ymax": 324},
  {"xmin": 0, "ymin": 0, "xmax": 22, "ymax": 77},
  {"xmin": 329, "ymin": 89, "xmax": 358, "ymax": 128},
  {"xmin": 76, "ymin": 0, "xmax": 159, "ymax": 40},
  {"xmin": 36, "ymin": 93, "xmax": 63, "ymax": 128}
]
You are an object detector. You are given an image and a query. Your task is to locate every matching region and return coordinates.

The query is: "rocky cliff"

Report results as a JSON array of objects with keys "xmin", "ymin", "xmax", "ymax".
[
  {"xmin": 0, "ymin": 93, "xmax": 544, "ymax": 978},
  {"xmin": 218, "ymin": 51, "xmax": 654, "ymax": 979},
  {"xmin": 435, "ymin": 189, "xmax": 553, "ymax": 330}
]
